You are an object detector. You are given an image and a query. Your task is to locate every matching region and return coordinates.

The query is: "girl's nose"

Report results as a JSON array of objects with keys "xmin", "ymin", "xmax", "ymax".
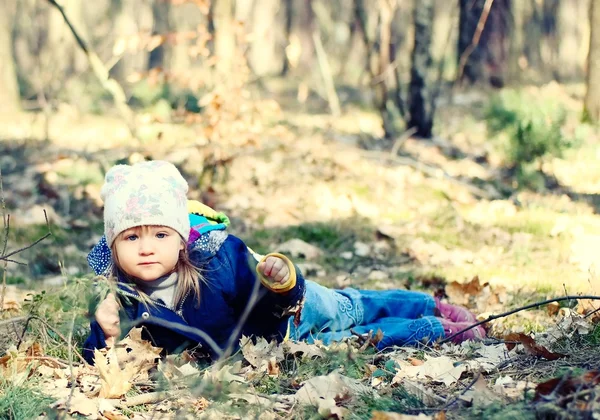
[{"xmin": 138, "ymin": 237, "xmax": 154, "ymax": 255}]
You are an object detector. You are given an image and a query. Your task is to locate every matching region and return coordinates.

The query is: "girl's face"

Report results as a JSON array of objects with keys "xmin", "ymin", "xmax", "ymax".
[{"xmin": 114, "ymin": 225, "xmax": 184, "ymax": 281}]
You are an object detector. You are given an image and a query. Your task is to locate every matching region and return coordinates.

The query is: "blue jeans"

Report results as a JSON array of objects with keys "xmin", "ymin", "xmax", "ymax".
[{"xmin": 289, "ymin": 281, "xmax": 445, "ymax": 349}]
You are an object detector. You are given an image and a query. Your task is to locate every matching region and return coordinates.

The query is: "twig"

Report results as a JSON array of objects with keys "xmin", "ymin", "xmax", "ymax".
[
  {"xmin": 364, "ymin": 150, "xmax": 499, "ymax": 200},
  {"xmin": 125, "ymin": 316, "xmax": 224, "ymax": 360},
  {"xmin": 441, "ymin": 372, "xmax": 482, "ymax": 410},
  {"xmin": 65, "ymin": 314, "xmax": 77, "ymax": 414},
  {"xmin": 0, "ymin": 166, "xmax": 8, "ymax": 256},
  {"xmin": 312, "ymin": 30, "xmax": 341, "ymax": 117},
  {"xmin": 0, "ymin": 166, "xmax": 7, "ymax": 313},
  {"xmin": 440, "ymin": 295, "xmax": 600, "ymax": 344},
  {"xmin": 584, "ymin": 306, "xmax": 600, "ymax": 319},
  {"xmin": 44, "ymin": 0, "xmax": 137, "ymax": 138},
  {"xmin": 2, "ymin": 258, "xmax": 26, "ymax": 266},
  {"xmin": 121, "ymin": 390, "xmax": 184, "ymax": 407},
  {"xmin": 455, "ymin": 0, "xmax": 495, "ymax": 84},
  {"xmin": 18, "ymin": 315, "xmax": 87, "ymax": 365},
  {"xmin": 19, "ymin": 356, "xmax": 69, "ymax": 368},
  {"xmin": 390, "ymin": 127, "xmax": 418, "ymax": 157},
  {"xmin": 0, "ymin": 210, "xmax": 51, "ymax": 262}
]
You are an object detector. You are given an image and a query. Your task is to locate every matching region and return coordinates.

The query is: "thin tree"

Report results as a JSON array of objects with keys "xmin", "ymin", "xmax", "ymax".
[
  {"xmin": 407, "ymin": 0, "xmax": 434, "ymax": 138},
  {"xmin": 0, "ymin": 0, "xmax": 20, "ymax": 112},
  {"xmin": 585, "ymin": 0, "xmax": 600, "ymax": 123}
]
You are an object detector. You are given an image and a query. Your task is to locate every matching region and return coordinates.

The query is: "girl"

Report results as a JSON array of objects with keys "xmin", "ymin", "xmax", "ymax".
[{"xmin": 84, "ymin": 161, "xmax": 484, "ymax": 364}]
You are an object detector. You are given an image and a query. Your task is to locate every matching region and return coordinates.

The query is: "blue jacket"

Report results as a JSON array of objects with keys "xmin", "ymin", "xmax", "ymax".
[{"xmin": 83, "ymin": 230, "xmax": 306, "ymax": 364}]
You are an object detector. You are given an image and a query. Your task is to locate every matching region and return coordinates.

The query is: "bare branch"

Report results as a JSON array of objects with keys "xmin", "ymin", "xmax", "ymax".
[
  {"xmin": 455, "ymin": 0, "xmax": 495, "ymax": 84},
  {"xmin": 0, "ymin": 210, "xmax": 52, "ymax": 262},
  {"xmin": 440, "ymin": 295, "xmax": 600, "ymax": 344},
  {"xmin": 44, "ymin": 0, "xmax": 137, "ymax": 138}
]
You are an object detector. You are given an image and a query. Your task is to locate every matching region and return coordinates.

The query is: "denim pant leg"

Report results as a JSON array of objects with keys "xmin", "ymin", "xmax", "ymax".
[
  {"xmin": 289, "ymin": 280, "xmax": 443, "ymax": 346},
  {"xmin": 350, "ymin": 316, "xmax": 444, "ymax": 349}
]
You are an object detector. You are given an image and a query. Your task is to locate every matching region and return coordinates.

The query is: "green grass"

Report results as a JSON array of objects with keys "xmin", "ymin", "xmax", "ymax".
[
  {"xmin": 348, "ymin": 388, "xmax": 425, "ymax": 419},
  {"xmin": 0, "ymin": 380, "xmax": 54, "ymax": 420}
]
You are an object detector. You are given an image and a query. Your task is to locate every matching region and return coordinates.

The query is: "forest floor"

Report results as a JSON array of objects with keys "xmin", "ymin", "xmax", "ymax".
[{"xmin": 1, "ymin": 81, "xmax": 600, "ymax": 419}]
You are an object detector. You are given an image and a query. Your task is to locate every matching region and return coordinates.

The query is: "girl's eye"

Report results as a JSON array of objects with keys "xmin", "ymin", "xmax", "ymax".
[
  {"xmin": 126, "ymin": 235, "xmax": 138, "ymax": 241},
  {"xmin": 156, "ymin": 232, "xmax": 167, "ymax": 239}
]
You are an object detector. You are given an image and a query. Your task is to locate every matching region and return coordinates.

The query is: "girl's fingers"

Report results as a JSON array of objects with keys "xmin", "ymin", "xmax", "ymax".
[{"xmin": 259, "ymin": 256, "xmax": 291, "ymax": 284}]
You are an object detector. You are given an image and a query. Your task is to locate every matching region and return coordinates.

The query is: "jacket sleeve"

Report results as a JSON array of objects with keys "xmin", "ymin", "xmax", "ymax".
[
  {"xmin": 222, "ymin": 235, "xmax": 305, "ymax": 341},
  {"xmin": 82, "ymin": 320, "xmax": 107, "ymax": 365}
]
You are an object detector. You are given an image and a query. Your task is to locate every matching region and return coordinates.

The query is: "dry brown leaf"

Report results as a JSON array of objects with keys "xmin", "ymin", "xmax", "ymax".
[
  {"xmin": 296, "ymin": 371, "xmax": 372, "ymax": 407},
  {"xmin": 408, "ymin": 357, "xmax": 424, "ymax": 366},
  {"xmin": 113, "ymin": 327, "xmax": 162, "ymax": 378},
  {"xmin": 317, "ymin": 397, "xmax": 348, "ymax": 419},
  {"xmin": 94, "ymin": 348, "xmax": 138, "ymax": 398},
  {"xmin": 240, "ymin": 336, "xmax": 284, "ymax": 369},
  {"xmin": 547, "ymin": 301, "xmax": 560, "ymax": 316},
  {"xmin": 504, "ymin": 333, "xmax": 568, "ymax": 361},
  {"xmin": 372, "ymin": 412, "xmax": 432, "ymax": 420},
  {"xmin": 99, "ymin": 398, "xmax": 127, "ymax": 420},
  {"xmin": 534, "ymin": 370, "xmax": 600, "ymax": 404},
  {"xmin": 267, "ymin": 357, "xmax": 280, "ymax": 376},
  {"xmin": 204, "ymin": 360, "xmax": 247, "ymax": 383},
  {"xmin": 401, "ymin": 380, "xmax": 445, "ymax": 406},
  {"xmin": 392, "ymin": 355, "xmax": 466, "ymax": 387},
  {"xmin": 458, "ymin": 375, "xmax": 500, "ymax": 406},
  {"xmin": 283, "ymin": 340, "xmax": 325, "ymax": 359},
  {"xmin": 67, "ymin": 392, "xmax": 98, "ymax": 416},
  {"xmin": 444, "ymin": 276, "xmax": 484, "ymax": 307},
  {"xmin": 0, "ymin": 342, "xmax": 49, "ymax": 383}
]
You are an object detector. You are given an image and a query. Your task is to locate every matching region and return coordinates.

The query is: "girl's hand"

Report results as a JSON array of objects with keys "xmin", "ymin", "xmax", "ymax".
[
  {"xmin": 257, "ymin": 256, "xmax": 290, "ymax": 285},
  {"xmin": 95, "ymin": 293, "xmax": 121, "ymax": 347}
]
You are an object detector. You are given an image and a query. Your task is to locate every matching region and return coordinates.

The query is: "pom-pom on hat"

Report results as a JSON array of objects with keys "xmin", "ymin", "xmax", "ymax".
[{"xmin": 100, "ymin": 160, "xmax": 190, "ymax": 246}]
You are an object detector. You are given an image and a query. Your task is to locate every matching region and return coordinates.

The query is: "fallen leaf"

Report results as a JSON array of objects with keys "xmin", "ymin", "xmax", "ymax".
[
  {"xmin": 113, "ymin": 328, "xmax": 162, "ymax": 379},
  {"xmin": 504, "ymin": 333, "xmax": 568, "ymax": 360},
  {"xmin": 534, "ymin": 370, "xmax": 600, "ymax": 404},
  {"xmin": 267, "ymin": 357, "xmax": 280, "ymax": 376},
  {"xmin": 547, "ymin": 301, "xmax": 560, "ymax": 316},
  {"xmin": 240, "ymin": 336, "xmax": 284, "ymax": 369},
  {"xmin": 444, "ymin": 276, "xmax": 484, "ymax": 307},
  {"xmin": 284, "ymin": 341, "xmax": 324, "ymax": 359},
  {"xmin": 401, "ymin": 380, "xmax": 445, "ymax": 406},
  {"xmin": 94, "ymin": 348, "xmax": 138, "ymax": 398},
  {"xmin": 204, "ymin": 360, "xmax": 247, "ymax": 383},
  {"xmin": 277, "ymin": 238, "xmax": 323, "ymax": 260},
  {"xmin": 392, "ymin": 355, "xmax": 467, "ymax": 386},
  {"xmin": 296, "ymin": 371, "xmax": 373, "ymax": 407},
  {"xmin": 371, "ymin": 412, "xmax": 432, "ymax": 420},
  {"xmin": 317, "ymin": 397, "xmax": 348, "ymax": 419},
  {"xmin": 67, "ymin": 392, "xmax": 98, "ymax": 416},
  {"xmin": 99, "ymin": 398, "xmax": 127, "ymax": 420},
  {"xmin": 459, "ymin": 375, "xmax": 500, "ymax": 407}
]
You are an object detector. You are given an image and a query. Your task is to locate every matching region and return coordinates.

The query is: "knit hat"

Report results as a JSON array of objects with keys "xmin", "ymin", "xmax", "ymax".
[{"xmin": 100, "ymin": 160, "xmax": 190, "ymax": 246}]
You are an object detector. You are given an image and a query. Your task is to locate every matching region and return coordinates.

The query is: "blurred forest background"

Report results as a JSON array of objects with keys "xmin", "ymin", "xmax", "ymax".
[
  {"xmin": 2, "ymin": 0, "xmax": 600, "ymax": 293},
  {"xmin": 3, "ymin": 1, "xmax": 600, "ymax": 418},
  {"xmin": 1, "ymin": 0, "xmax": 599, "ymax": 293},
  {"xmin": 1, "ymin": 0, "xmax": 597, "ymax": 132}
]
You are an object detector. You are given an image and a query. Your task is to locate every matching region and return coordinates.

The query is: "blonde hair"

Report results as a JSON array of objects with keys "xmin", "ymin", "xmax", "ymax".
[{"xmin": 110, "ymin": 236, "xmax": 204, "ymax": 309}]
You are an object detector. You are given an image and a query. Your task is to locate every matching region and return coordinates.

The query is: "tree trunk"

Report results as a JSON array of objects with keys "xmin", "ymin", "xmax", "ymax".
[
  {"xmin": 211, "ymin": 0, "xmax": 235, "ymax": 74},
  {"xmin": 407, "ymin": 0, "xmax": 434, "ymax": 138},
  {"xmin": 248, "ymin": 0, "xmax": 283, "ymax": 76},
  {"xmin": 111, "ymin": 0, "xmax": 152, "ymax": 84},
  {"xmin": 457, "ymin": 0, "xmax": 511, "ymax": 86},
  {"xmin": 281, "ymin": 0, "xmax": 294, "ymax": 76},
  {"xmin": 148, "ymin": 0, "xmax": 171, "ymax": 70},
  {"xmin": 0, "ymin": 0, "xmax": 20, "ymax": 112},
  {"xmin": 585, "ymin": 0, "xmax": 600, "ymax": 122}
]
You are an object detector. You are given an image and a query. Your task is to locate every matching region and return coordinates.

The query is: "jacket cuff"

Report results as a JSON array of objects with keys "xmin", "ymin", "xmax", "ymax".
[{"xmin": 256, "ymin": 253, "xmax": 297, "ymax": 293}]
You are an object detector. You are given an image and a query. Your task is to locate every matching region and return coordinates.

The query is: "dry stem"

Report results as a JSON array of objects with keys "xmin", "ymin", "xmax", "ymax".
[{"xmin": 441, "ymin": 295, "xmax": 600, "ymax": 344}]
